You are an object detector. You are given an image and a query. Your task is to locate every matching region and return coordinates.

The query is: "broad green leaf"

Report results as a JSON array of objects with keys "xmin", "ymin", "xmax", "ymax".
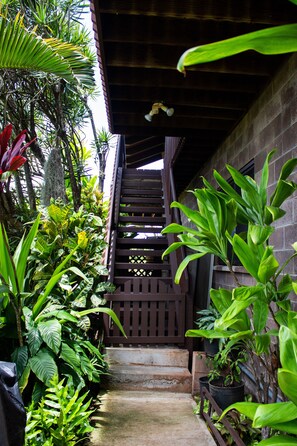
[
  {"xmin": 38, "ymin": 319, "xmax": 61, "ymax": 354},
  {"xmin": 254, "ymin": 334, "xmax": 270, "ymax": 354},
  {"xmin": 170, "ymin": 201, "xmax": 209, "ymax": 231},
  {"xmin": 257, "ymin": 248, "xmax": 279, "ymax": 283},
  {"xmin": 220, "ymin": 401, "xmax": 260, "ymax": 420},
  {"xmin": 174, "ymin": 252, "xmax": 205, "ymax": 283},
  {"xmin": 74, "ymin": 307, "xmax": 127, "ymax": 338},
  {"xmin": 29, "ymin": 348, "xmax": 58, "ymax": 386},
  {"xmin": 18, "ymin": 363, "xmax": 31, "ymax": 393},
  {"xmin": 33, "ymin": 266, "xmax": 87, "ymax": 317},
  {"xmin": 278, "ymin": 275, "xmax": 293, "ymax": 297},
  {"xmin": 162, "ymin": 241, "xmax": 198, "ymax": 259},
  {"xmin": 233, "ymin": 285, "xmax": 264, "ymax": 301},
  {"xmin": 60, "ymin": 342, "xmax": 81, "ymax": 368},
  {"xmin": 177, "ymin": 24, "xmax": 297, "ymax": 73},
  {"xmin": 276, "ymin": 158, "xmax": 297, "ymax": 183},
  {"xmin": 231, "ymin": 234, "xmax": 259, "ymax": 279},
  {"xmin": 229, "ymin": 330, "xmax": 253, "ymax": 340},
  {"xmin": 270, "ymin": 180, "xmax": 297, "ymax": 208},
  {"xmin": 253, "ymin": 300, "xmax": 269, "ymax": 333},
  {"xmin": 27, "ymin": 326, "xmax": 43, "ymax": 356},
  {"xmin": 258, "ymin": 436, "xmax": 297, "ymax": 446},
  {"xmin": 253, "ymin": 402, "xmax": 297, "ymax": 428},
  {"xmin": 213, "ymin": 170, "xmax": 246, "ymax": 206},
  {"xmin": 36, "ymin": 309, "xmax": 78, "ymax": 323},
  {"xmin": 216, "ymin": 296, "xmax": 257, "ymax": 329},
  {"xmin": 249, "ymin": 224, "xmax": 274, "ymax": 245},
  {"xmin": 265, "ymin": 206, "xmax": 286, "ymax": 224},
  {"xmin": 279, "ymin": 326, "xmax": 297, "ymax": 373},
  {"xmin": 278, "ymin": 369, "xmax": 297, "ymax": 405},
  {"xmin": 259, "ymin": 151, "xmax": 275, "ymax": 206},
  {"xmin": 161, "ymin": 223, "xmax": 200, "ymax": 236},
  {"xmin": 13, "ymin": 215, "xmax": 40, "ymax": 294},
  {"xmin": 11, "ymin": 345, "xmax": 28, "ymax": 378},
  {"xmin": 185, "ymin": 328, "xmax": 229, "ymax": 338},
  {"xmin": 0, "ymin": 223, "xmax": 17, "ymax": 292},
  {"xmin": 210, "ymin": 288, "xmax": 232, "ymax": 314}
]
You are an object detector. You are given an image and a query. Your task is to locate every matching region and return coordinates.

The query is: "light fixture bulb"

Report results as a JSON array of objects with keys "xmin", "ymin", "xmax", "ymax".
[
  {"xmin": 144, "ymin": 113, "xmax": 153, "ymax": 122},
  {"xmin": 166, "ymin": 107, "xmax": 174, "ymax": 117}
]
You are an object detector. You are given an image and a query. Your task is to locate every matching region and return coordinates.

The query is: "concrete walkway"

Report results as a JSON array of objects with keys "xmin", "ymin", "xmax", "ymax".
[{"xmin": 90, "ymin": 390, "xmax": 216, "ymax": 446}]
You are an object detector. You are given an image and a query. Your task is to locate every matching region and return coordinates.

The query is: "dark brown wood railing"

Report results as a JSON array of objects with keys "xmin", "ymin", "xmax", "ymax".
[{"xmin": 104, "ymin": 135, "xmax": 125, "ymax": 274}]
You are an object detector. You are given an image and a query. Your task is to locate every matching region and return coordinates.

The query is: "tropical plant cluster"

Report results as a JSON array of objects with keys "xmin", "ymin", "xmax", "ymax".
[
  {"xmin": 0, "ymin": 190, "xmax": 124, "ymax": 443},
  {"xmin": 0, "ymin": 0, "xmax": 112, "ymax": 227},
  {"xmin": 163, "ymin": 151, "xmax": 297, "ymax": 443}
]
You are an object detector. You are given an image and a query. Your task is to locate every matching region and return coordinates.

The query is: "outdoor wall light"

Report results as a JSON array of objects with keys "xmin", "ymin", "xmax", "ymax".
[{"xmin": 144, "ymin": 102, "xmax": 174, "ymax": 122}]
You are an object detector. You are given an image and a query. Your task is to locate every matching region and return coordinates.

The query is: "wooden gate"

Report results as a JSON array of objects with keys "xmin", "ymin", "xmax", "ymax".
[{"xmin": 104, "ymin": 278, "xmax": 185, "ymax": 345}]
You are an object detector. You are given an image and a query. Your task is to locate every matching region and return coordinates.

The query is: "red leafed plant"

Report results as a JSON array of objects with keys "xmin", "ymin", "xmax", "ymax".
[{"xmin": 0, "ymin": 124, "xmax": 35, "ymax": 190}]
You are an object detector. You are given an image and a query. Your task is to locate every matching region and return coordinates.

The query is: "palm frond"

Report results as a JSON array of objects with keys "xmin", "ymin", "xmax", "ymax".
[{"xmin": 0, "ymin": 15, "xmax": 95, "ymax": 87}]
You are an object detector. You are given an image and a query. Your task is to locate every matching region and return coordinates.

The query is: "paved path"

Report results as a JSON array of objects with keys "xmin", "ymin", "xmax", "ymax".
[{"xmin": 90, "ymin": 390, "xmax": 216, "ymax": 446}]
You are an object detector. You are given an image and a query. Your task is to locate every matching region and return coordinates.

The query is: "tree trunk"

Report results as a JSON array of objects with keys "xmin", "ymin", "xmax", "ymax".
[
  {"xmin": 13, "ymin": 171, "xmax": 26, "ymax": 208},
  {"xmin": 55, "ymin": 81, "xmax": 80, "ymax": 209},
  {"xmin": 23, "ymin": 158, "xmax": 36, "ymax": 211},
  {"xmin": 42, "ymin": 145, "xmax": 66, "ymax": 206}
]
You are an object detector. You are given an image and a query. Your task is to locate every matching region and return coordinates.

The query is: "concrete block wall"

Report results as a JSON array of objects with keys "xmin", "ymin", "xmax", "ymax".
[{"xmin": 179, "ymin": 53, "xmax": 297, "ymax": 309}]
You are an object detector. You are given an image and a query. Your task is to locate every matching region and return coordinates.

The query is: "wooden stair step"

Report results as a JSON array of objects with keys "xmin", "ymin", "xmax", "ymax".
[
  {"xmin": 116, "ymin": 238, "xmax": 168, "ymax": 246},
  {"xmin": 121, "ymin": 197, "xmax": 163, "ymax": 204},
  {"xmin": 115, "ymin": 262, "xmax": 170, "ymax": 270},
  {"xmin": 119, "ymin": 216, "xmax": 166, "ymax": 224},
  {"xmin": 123, "ymin": 169, "xmax": 161, "ymax": 178},
  {"xmin": 119, "ymin": 205, "xmax": 164, "ymax": 214},
  {"xmin": 113, "ymin": 277, "xmax": 172, "ymax": 285},
  {"xmin": 117, "ymin": 226, "xmax": 163, "ymax": 233},
  {"xmin": 121, "ymin": 188, "xmax": 163, "ymax": 196},
  {"xmin": 122, "ymin": 178, "xmax": 162, "ymax": 187},
  {"xmin": 116, "ymin": 249, "xmax": 165, "ymax": 257}
]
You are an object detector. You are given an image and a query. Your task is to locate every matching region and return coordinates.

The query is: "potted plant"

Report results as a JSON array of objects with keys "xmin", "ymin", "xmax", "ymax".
[
  {"xmin": 208, "ymin": 343, "xmax": 247, "ymax": 410},
  {"xmin": 195, "ymin": 305, "xmax": 221, "ymax": 357}
]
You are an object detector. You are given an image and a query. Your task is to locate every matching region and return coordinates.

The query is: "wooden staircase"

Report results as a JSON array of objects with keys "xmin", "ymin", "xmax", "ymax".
[{"xmin": 104, "ymin": 168, "xmax": 186, "ymax": 346}]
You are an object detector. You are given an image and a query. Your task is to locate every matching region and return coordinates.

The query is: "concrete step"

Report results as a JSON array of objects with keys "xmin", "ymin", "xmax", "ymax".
[
  {"xmin": 105, "ymin": 347, "xmax": 189, "ymax": 368},
  {"xmin": 104, "ymin": 364, "xmax": 192, "ymax": 393},
  {"xmin": 103, "ymin": 348, "xmax": 192, "ymax": 393}
]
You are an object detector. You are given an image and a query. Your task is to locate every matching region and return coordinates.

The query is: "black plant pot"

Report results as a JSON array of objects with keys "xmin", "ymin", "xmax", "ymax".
[
  {"xmin": 209, "ymin": 377, "xmax": 245, "ymax": 410},
  {"xmin": 204, "ymin": 338, "xmax": 220, "ymax": 357},
  {"xmin": 199, "ymin": 376, "xmax": 209, "ymax": 395}
]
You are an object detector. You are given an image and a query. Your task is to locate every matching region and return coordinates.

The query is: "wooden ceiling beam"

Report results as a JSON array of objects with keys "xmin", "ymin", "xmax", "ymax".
[
  {"xmin": 112, "ymin": 102, "xmax": 246, "ymax": 121},
  {"xmin": 98, "ymin": 0, "xmax": 296, "ymax": 25},
  {"xmin": 109, "ymin": 86, "xmax": 249, "ymax": 110},
  {"xmin": 108, "ymin": 67, "xmax": 267, "ymax": 94},
  {"xmin": 105, "ymin": 44, "xmax": 283, "ymax": 76}
]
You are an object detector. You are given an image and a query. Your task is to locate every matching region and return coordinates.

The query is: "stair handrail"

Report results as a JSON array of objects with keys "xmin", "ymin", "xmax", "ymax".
[
  {"xmin": 163, "ymin": 166, "xmax": 189, "ymax": 294},
  {"xmin": 104, "ymin": 135, "xmax": 125, "ymax": 270}
]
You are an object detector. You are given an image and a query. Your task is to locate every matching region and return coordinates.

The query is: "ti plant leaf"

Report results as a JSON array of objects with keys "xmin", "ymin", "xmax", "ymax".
[{"xmin": 177, "ymin": 24, "xmax": 297, "ymax": 74}]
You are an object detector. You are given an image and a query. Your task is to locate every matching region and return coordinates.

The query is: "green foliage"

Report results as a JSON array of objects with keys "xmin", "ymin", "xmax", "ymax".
[
  {"xmin": 195, "ymin": 305, "xmax": 220, "ymax": 330},
  {"xmin": 0, "ymin": 15, "xmax": 95, "ymax": 87},
  {"xmin": 164, "ymin": 150, "xmax": 297, "ymax": 407},
  {"xmin": 29, "ymin": 200, "xmax": 113, "ymax": 313},
  {"xmin": 25, "ymin": 375, "xmax": 94, "ymax": 446},
  {"xmin": 177, "ymin": 0, "xmax": 297, "ymax": 75},
  {"xmin": 0, "ymin": 211, "xmax": 124, "ymax": 397},
  {"xmin": 221, "ymin": 314, "xmax": 297, "ymax": 444},
  {"xmin": 207, "ymin": 343, "xmax": 248, "ymax": 386}
]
